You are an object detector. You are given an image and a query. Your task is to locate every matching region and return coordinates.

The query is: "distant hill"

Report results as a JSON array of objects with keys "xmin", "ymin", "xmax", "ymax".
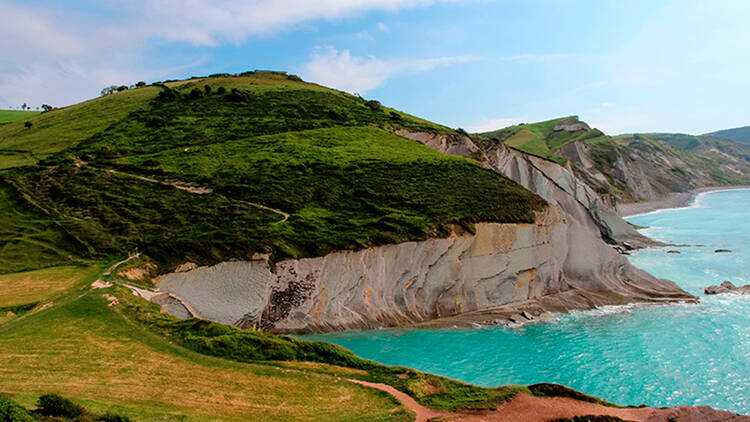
[
  {"xmin": 0, "ymin": 109, "xmax": 39, "ymax": 124},
  {"xmin": 479, "ymin": 117, "xmax": 750, "ymax": 204},
  {"xmin": 705, "ymin": 125, "xmax": 750, "ymax": 144}
]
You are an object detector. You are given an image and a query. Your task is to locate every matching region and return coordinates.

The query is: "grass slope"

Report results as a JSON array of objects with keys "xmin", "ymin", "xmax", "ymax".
[
  {"xmin": 0, "ymin": 266, "xmax": 411, "ymax": 422},
  {"xmin": 705, "ymin": 125, "xmax": 750, "ymax": 144},
  {"xmin": 0, "ymin": 110, "xmax": 39, "ymax": 124},
  {"xmin": 0, "ymin": 182, "xmax": 86, "ymax": 274},
  {"xmin": 479, "ymin": 116, "xmax": 607, "ymax": 163},
  {"xmin": 0, "ymin": 73, "xmax": 545, "ymax": 272}
]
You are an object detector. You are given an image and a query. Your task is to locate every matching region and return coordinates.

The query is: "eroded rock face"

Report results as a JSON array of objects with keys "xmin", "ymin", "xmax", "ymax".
[
  {"xmin": 395, "ymin": 130, "xmax": 654, "ymax": 248},
  {"xmin": 155, "ymin": 204, "xmax": 692, "ymax": 333},
  {"xmin": 151, "ymin": 130, "xmax": 695, "ymax": 333}
]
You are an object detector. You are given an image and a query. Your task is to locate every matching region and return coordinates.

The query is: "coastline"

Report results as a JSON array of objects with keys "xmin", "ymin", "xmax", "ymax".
[{"xmin": 618, "ymin": 185, "xmax": 750, "ymax": 218}]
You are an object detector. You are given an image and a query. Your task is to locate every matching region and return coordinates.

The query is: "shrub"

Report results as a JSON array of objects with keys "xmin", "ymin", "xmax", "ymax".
[
  {"xmin": 24, "ymin": 122, "xmax": 32, "ymax": 129},
  {"xmin": 115, "ymin": 86, "xmax": 128, "ymax": 92},
  {"xmin": 287, "ymin": 74, "xmax": 303, "ymax": 82},
  {"xmin": 456, "ymin": 128, "xmax": 469, "ymax": 136},
  {"xmin": 96, "ymin": 413, "xmax": 131, "ymax": 422},
  {"xmin": 135, "ymin": 81, "xmax": 146, "ymax": 88},
  {"xmin": 203, "ymin": 85, "xmax": 212, "ymax": 95},
  {"xmin": 216, "ymin": 86, "xmax": 226, "ymax": 95},
  {"xmin": 36, "ymin": 394, "xmax": 84, "ymax": 418},
  {"xmin": 389, "ymin": 111, "xmax": 404, "ymax": 122},
  {"xmin": 364, "ymin": 100, "xmax": 382, "ymax": 111},
  {"xmin": 208, "ymin": 73, "xmax": 232, "ymax": 78},
  {"xmin": 41, "ymin": 104, "xmax": 53, "ymax": 113},
  {"xmin": 0, "ymin": 395, "xmax": 36, "ymax": 422},
  {"xmin": 189, "ymin": 88, "xmax": 204, "ymax": 99}
]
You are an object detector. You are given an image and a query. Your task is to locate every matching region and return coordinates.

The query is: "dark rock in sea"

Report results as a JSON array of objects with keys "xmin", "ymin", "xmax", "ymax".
[
  {"xmin": 704, "ymin": 281, "xmax": 750, "ymax": 295},
  {"xmin": 714, "ymin": 249, "xmax": 732, "ymax": 253},
  {"xmin": 666, "ymin": 250, "xmax": 681, "ymax": 254}
]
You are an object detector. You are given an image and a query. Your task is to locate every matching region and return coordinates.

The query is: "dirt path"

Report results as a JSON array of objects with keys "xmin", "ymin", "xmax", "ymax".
[
  {"xmin": 91, "ymin": 252, "xmax": 141, "ymax": 288},
  {"xmin": 348, "ymin": 381, "xmax": 658, "ymax": 422},
  {"xmin": 348, "ymin": 380, "xmax": 449, "ymax": 422},
  {"xmin": 98, "ymin": 167, "xmax": 289, "ymax": 223}
]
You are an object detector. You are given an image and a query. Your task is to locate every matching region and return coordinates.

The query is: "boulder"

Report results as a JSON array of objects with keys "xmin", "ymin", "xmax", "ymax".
[{"xmin": 704, "ymin": 281, "xmax": 750, "ymax": 295}]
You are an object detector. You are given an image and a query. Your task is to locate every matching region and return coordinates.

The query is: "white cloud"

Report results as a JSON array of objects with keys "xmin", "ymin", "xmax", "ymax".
[
  {"xmin": 466, "ymin": 117, "xmax": 523, "ymax": 133},
  {"xmin": 0, "ymin": 0, "xmax": 460, "ymax": 107},
  {"xmin": 301, "ymin": 46, "xmax": 477, "ymax": 93},
  {"xmin": 377, "ymin": 22, "xmax": 390, "ymax": 31},
  {"xmin": 133, "ymin": 0, "xmax": 451, "ymax": 46}
]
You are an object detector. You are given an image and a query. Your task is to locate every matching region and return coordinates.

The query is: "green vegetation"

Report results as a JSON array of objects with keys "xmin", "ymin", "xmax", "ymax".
[
  {"xmin": 706, "ymin": 125, "xmax": 750, "ymax": 144},
  {"xmin": 0, "ymin": 183, "xmax": 86, "ymax": 274},
  {"xmin": 0, "ymin": 395, "xmax": 36, "ymax": 422},
  {"xmin": 0, "ymin": 268, "xmax": 411, "ymax": 421},
  {"xmin": 117, "ymin": 286, "xmax": 531, "ymax": 411},
  {"xmin": 0, "ymin": 111, "xmax": 39, "ymax": 125},
  {"xmin": 0, "ymin": 73, "xmax": 545, "ymax": 272},
  {"xmin": 479, "ymin": 116, "xmax": 606, "ymax": 163}
]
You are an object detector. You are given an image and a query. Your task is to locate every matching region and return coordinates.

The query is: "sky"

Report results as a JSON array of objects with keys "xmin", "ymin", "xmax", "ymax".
[{"xmin": 1, "ymin": 0, "xmax": 749, "ymax": 135}]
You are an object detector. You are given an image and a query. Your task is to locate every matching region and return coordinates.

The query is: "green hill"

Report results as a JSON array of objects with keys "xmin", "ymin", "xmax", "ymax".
[
  {"xmin": 479, "ymin": 116, "xmax": 610, "ymax": 162},
  {"xmin": 0, "ymin": 72, "xmax": 545, "ymax": 274},
  {"xmin": 0, "ymin": 110, "xmax": 39, "ymax": 124},
  {"xmin": 479, "ymin": 116, "xmax": 750, "ymax": 203},
  {"xmin": 705, "ymin": 125, "xmax": 750, "ymax": 144}
]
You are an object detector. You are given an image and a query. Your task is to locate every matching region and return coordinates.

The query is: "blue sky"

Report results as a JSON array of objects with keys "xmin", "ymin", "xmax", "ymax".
[{"xmin": 2, "ymin": 0, "xmax": 749, "ymax": 134}]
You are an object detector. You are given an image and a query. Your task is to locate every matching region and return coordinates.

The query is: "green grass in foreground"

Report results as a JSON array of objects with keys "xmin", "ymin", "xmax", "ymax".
[
  {"xmin": 0, "ymin": 267, "xmax": 411, "ymax": 422},
  {"xmin": 0, "ymin": 110, "xmax": 39, "ymax": 124}
]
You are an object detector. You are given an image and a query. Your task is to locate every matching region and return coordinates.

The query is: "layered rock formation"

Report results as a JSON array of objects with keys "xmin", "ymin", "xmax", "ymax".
[{"xmin": 149, "ymin": 130, "xmax": 695, "ymax": 333}]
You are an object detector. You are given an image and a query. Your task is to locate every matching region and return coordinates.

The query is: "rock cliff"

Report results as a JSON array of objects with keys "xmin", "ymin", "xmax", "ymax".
[{"xmin": 150, "ymin": 130, "xmax": 695, "ymax": 333}]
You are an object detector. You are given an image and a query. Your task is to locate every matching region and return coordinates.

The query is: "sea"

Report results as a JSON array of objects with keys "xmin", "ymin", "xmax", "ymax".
[{"xmin": 306, "ymin": 188, "xmax": 750, "ymax": 414}]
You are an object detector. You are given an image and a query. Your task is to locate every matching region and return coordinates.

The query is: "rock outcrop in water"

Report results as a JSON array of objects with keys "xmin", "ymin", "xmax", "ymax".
[
  {"xmin": 704, "ymin": 281, "xmax": 750, "ymax": 295},
  {"xmin": 149, "ymin": 130, "xmax": 695, "ymax": 333}
]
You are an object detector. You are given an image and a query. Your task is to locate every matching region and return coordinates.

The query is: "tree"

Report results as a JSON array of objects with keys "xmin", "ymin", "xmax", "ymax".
[
  {"xmin": 41, "ymin": 104, "xmax": 53, "ymax": 113},
  {"xmin": 135, "ymin": 81, "xmax": 147, "ymax": 88},
  {"xmin": 116, "ymin": 85, "xmax": 128, "ymax": 92},
  {"xmin": 21, "ymin": 102, "xmax": 27, "ymax": 110},
  {"xmin": 101, "ymin": 85, "xmax": 118, "ymax": 96}
]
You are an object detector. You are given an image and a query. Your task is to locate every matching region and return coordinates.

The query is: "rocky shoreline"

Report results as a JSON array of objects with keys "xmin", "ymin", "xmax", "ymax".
[{"xmin": 617, "ymin": 186, "xmax": 750, "ymax": 218}]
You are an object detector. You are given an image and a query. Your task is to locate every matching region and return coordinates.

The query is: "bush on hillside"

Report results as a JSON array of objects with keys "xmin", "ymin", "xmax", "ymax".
[
  {"xmin": 364, "ymin": 100, "xmax": 382, "ymax": 111},
  {"xmin": 189, "ymin": 88, "xmax": 203, "ymax": 99},
  {"xmin": 24, "ymin": 122, "xmax": 32, "ymax": 129},
  {"xmin": 115, "ymin": 86, "xmax": 128, "ymax": 92},
  {"xmin": 135, "ymin": 81, "xmax": 146, "ymax": 88},
  {"xmin": 0, "ymin": 395, "xmax": 36, "ymax": 422},
  {"xmin": 36, "ymin": 394, "xmax": 84, "ymax": 419},
  {"xmin": 216, "ymin": 86, "xmax": 226, "ymax": 95},
  {"xmin": 203, "ymin": 85, "xmax": 212, "ymax": 95},
  {"xmin": 96, "ymin": 413, "xmax": 131, "ymax": 422},
  {"xmin": 287, "ymin": 74, "xmax": 303, "ymax": 82}
]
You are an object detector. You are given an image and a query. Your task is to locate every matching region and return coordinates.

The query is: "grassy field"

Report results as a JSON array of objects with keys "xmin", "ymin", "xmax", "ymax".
[
  {"xmin": 0, "ymin": 73, "xmax": 545, "ymax": 272},
  {"xmin": 0, "ymin": 262, "xmax": 545, "ymax": 420},
  {"xmin": 0, "ymin": 110, "xmax": 39, "ymax": 124},
  {"xmin": 0, "ymin": 266, "xmax": 412, "ymax": 422}
]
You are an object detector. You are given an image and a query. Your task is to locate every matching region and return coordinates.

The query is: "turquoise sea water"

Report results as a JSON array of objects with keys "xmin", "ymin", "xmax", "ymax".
[{"xmin": 306, "ymin": 189, "xmax": 750, "ymax": 414}]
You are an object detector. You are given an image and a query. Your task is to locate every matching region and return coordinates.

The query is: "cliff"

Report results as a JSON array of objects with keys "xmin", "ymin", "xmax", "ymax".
[{"xmin": 149, "ymin": 130, "xmax": 694, "ymax": 333}]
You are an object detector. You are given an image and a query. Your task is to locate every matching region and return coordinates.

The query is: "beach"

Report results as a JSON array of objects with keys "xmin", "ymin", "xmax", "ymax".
[{"xmin": 618, "ymin": 186, "xmax": 750, "ymax": 217}]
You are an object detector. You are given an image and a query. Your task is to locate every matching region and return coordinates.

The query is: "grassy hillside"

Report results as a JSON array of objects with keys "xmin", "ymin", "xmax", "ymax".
[
  {"xmin": 0, "ymin": 72, "xmax": 545, "ymax": 273},
  {"xmin": 0, "ymin": 110, "xmax": 39, "ymax": 124},
  {"xmin": 705, "ymin": 125, "xmax": 750, "ymax": 144},
  {"xmin": 479, "ymin": 116, "xmax": 750, "ymax": 203},
  {"xmin": 0, "ymin": 263, "xmax": 566, "ymax": 421},
  {"xmin": 480, "ymin": 116, "xmax": 609, "ymax": 162}
]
